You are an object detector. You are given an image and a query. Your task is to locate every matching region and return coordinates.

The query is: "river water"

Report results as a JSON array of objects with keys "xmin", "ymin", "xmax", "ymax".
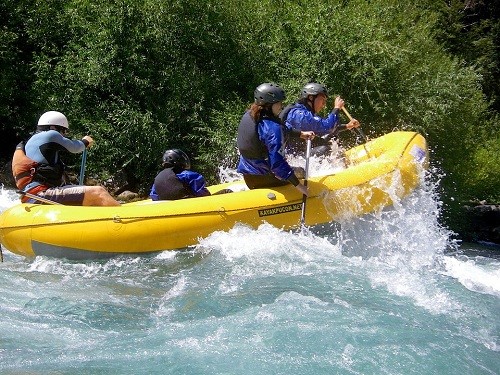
[{"xmin": 0, "ymin": 167, "xmax": 499, "ymax": 374}]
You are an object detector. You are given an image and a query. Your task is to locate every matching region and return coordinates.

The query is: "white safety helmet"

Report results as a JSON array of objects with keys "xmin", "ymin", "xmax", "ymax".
[{"xmin": 37, "ymin": 111, "xmax": 69, "ymax": 129}]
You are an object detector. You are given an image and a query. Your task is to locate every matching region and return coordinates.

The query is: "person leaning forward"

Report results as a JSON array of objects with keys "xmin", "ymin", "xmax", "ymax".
[
  {"xmin": 236, "ymin": 82, "xmax": 314, "ymax": 196},
  {"xmin": 150, "ymin": 148, "xmax": 211, "ymax": 201},
  {"xmin": 12, "ymin": 111, "xmax": 120, "ymax": 206},
  {"xmin": 280, "ymin": 82, "xmax": 360, "ymax": 156}
]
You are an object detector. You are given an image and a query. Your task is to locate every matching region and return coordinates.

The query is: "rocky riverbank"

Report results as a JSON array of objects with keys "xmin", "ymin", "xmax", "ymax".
[{"xmin": 462, "ymin": 202, "xmax": 500, "ymax": 245}]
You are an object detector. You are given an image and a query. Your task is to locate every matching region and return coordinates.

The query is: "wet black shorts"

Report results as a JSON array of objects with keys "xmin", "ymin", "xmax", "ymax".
[
  {"xmin": 242, "ymin": 174, "xmax": 289, "ymax": 190},
  {"xmin": 33, "ymin": 185, "xmax": 86, "ymax": 205}
]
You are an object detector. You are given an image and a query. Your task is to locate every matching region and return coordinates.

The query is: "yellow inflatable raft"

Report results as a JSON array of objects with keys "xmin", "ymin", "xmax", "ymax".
[{"xmin": 0, "ymin": 131, "xmax": 428, "ymax": 259}]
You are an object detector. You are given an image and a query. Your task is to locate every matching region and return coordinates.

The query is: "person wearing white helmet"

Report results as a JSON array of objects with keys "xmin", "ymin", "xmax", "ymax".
[{"xmin": 11, "ymin": 111, "xmax": 119, "ymax": 206}]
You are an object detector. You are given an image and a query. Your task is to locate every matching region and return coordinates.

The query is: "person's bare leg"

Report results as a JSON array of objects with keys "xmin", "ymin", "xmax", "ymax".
[{"xmin": 82, "ymin": 186, "xmax": 120, "ymax": 206}]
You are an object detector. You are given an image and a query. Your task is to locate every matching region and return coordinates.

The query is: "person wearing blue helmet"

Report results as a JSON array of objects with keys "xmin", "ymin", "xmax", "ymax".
[
  {"xmin": 150, "ymin": 149, "xmax": 210, "ymax": 200},
  {"xmin": 280, "ymin": 82, "xmax": 360, "ymax": 155},
  {"xmin": 237, "ymin": 82, "xmax": 314, "ymax": 195}
]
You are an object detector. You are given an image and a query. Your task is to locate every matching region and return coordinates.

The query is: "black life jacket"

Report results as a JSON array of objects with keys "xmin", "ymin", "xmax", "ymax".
[
  {"xmin": 236, "ymin": 111, "xmax": 269, "ymax": 160},
  {"xmin": 279, "ymin": 102, "xmax": 336, "ymax": 155},
  {"xmin": 154, "ymin": 167, "xmax": 192, "ymax": 200},
  {"xmin": 278, "ymin": 104, "xmax": 306, "ymax": 155},
  {"xmin": 278, "ymin": 103, "xmax": 302, "ymax": 125},
  {"xmin": 11, "ymin": 141, "xmax": 64, "ymax": 189}
]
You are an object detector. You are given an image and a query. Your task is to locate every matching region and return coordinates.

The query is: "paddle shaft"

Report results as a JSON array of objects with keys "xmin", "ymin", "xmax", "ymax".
[
  {"xmin": 79, "ymin": 148, "xmax": 87, "ymax": 185},
  {"xmin": 341, "ymin": 107, "xmax": 367, "ymax": 140},
  {"xmin": 16, "ymin": 190, "xmax": 62, "ymax": 205},
  {"xmin": 300, "ymin": 138, "xmax": 312, "ymax": 226},
  {"xmin": 341, "ymin": 107, "xmax": 370, "ymax": 156}
]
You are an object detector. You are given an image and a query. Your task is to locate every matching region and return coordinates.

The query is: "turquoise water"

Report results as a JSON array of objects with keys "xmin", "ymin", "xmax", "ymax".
[{"xmin": 0, "ymin": 179, "xmax": 499, "ymax": 374}]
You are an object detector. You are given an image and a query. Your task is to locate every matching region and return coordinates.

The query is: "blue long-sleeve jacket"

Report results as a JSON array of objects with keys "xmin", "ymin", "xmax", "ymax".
[
  {"xmin": 237, "ymin": 115, "xmax": 294, "ymax": 181},
  {"xmin": 284, "ymin": 103, "xmax": 341, "ymax": 135},
  {"xmin": 22, "ymin": 130, "xmax": 86, "ymax": 189},
  {"xmin": 177, "ymin": 170, "xmax": 210, "ymax": 196},
  {"xmin": 25, "ymin": 130, "xmax": 86, "ymax": 164}
]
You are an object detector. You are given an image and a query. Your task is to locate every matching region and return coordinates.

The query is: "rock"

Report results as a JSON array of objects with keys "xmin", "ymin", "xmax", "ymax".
[
  {"xmin": 463, "ymin": 203, "xmax": 500, "ymax": 244},
  {"xmin": 117, "ymin": 190, "xmax": 139, "ymax": 202}
]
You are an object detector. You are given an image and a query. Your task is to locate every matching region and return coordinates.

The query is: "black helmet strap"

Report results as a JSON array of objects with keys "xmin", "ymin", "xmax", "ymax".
[{"xmin": 304, "ymin": 95, "xmax": 316, "ymax": 114}]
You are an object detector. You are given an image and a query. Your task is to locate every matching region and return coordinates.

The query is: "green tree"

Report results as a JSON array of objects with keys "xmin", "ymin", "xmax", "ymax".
[{"xmin": 0, "ymin": 0, "xmax": 498, "ymax": 237}]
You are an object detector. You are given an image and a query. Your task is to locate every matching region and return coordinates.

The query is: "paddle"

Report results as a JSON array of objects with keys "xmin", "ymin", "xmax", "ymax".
[
  {"xmin": 79, "ymin": 148, "xmax": 87, "ymax": 185},
  {"xmin": 341, "ymin": 107, "xmax": 370, "ymax": 157},
  {"xmin": 300, "ymin": 138, "xmax": 312, "ymax": 227},
  {"xmin": 17, "ymin": 190, "xmax": 62, "ymax": 205},
  {"xmin": 313, "ymin": 107, "xmax": 366, "ymax": 149}
]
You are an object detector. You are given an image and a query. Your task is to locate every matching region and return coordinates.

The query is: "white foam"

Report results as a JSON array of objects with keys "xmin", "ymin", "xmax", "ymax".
[
  {"xmin": 0, "ymin": 185, "xmax": 19, "ymax": 212},
  {"xmin": 156, "ymin": 276, "xmax": 188, "ymax": 317},
  {"xmin": 442, "ymin": 255, "xmax": 500, "ymax": 298}
]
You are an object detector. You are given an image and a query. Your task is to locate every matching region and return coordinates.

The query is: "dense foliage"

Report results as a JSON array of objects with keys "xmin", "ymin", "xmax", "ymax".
[{"xmin": 1, "ymin": 0, "xmax": 499, "ymax": 230}]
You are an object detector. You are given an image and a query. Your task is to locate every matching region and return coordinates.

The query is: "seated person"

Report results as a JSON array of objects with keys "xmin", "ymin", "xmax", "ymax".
[
  {"xmin": 149, "ymin": 149, "xmax": 210, "ymax": 200},
  {"xmin": 13, "ymin": 111, "xmax": 119, "ymax": 206},
  {"xmin": 280, "ymin": 82, "xmax": 359, "ymax": 156},
  {"xmin": 236, "ymin": 82, "xmax": 313, "ymax": 195}
]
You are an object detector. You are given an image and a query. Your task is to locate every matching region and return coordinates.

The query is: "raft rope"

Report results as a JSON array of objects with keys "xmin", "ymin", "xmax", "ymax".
[
  {"xmin": 0, "ymin": 196, "xmax": 314, "ymax": 230},
  {"xmin": 0, "ymin": 245, "xmax": 3, "ymax": 262}
]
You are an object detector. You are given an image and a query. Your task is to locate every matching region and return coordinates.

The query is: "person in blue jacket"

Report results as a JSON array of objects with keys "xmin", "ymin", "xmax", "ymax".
[
  {"xmin": 150, "ymin": 149, "xmax": 211, "ymax": 200},
  {"xmin": 280, "ymin": 82, "xmax": 360, "ymax": 155},
  {"xmin": 236, "ymin": 82, "xmax": 314, "ymax": 196}
]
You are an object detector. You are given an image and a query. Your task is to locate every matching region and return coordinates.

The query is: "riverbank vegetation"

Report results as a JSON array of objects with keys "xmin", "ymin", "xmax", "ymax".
[{"xmin": 1, "ymin": 0, "xmax": 498, "ymax": 234}]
